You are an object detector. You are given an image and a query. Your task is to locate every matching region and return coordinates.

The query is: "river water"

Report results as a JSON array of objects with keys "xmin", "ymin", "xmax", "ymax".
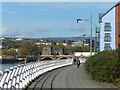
[{"xmin": 0, "ymin": 64, "xmax": 20, "ymax": 72}]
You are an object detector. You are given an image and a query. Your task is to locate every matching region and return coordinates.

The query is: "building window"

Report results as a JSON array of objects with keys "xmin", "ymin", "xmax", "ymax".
[
  {"xmin": 104, "ymin": 23, "xmax": 111, "ymax": 31},
  {"xmin": 105, "ymin": 33, "xmax": 110, "ymax": 37},
  {"xmin": 119, "ymin": 23, "xmax": 120, "ymax": 27},
  {"xmin": 119, "ymin": 44, "xmax": 120, "ymax": 48},
  {"xmin": 104, "ymin": 33, "xmax": 111, "ymax": 42},
  {"xmin": 104, "ymin": 43, "xmax": 111, "ymax": 50}
]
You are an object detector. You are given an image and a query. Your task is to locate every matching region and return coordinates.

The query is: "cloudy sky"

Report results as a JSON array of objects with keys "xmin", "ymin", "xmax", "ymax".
[{"xmin": 2, "ymin": 2, "xmax": 117, "ymax": 38}]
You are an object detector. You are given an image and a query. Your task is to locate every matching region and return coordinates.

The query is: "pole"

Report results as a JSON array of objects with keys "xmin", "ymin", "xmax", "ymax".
[
  {"xmin": 90, "ymin": 12, "xmax": 92, "ymax": 56},
  {"xmin": 94, "ymin": 27, "xmax": 97, "ymax": 54}
]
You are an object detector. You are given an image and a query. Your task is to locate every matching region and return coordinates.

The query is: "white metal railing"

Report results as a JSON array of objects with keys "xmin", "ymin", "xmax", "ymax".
[{"xmin": 0, "ymin": 59, "xmax": 72, "ymax": 89}]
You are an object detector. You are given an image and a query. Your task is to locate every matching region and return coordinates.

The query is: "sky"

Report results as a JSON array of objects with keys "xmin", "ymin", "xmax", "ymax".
[{"xmin": 1, "ymin": 2, "xmax": 117, "ymax": 38}]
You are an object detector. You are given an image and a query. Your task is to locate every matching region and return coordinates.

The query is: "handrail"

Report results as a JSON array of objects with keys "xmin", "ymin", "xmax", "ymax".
[{"xmin": 0, "ymin": 59, "xmax": 72, "ymax": 89}]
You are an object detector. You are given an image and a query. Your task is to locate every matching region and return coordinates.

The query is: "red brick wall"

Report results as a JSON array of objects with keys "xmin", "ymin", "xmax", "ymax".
[{"xmin": 116, "ymin": 4, "xmax": 120, "ymax": 49}]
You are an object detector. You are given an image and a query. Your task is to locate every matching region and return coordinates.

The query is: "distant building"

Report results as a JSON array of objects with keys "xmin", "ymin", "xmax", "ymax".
[
  {"xmin": 74, "ymin": 52, "xmax": 95, "ymax": 57},
  {"xmin": 42, "ymin": 46, "xmax": 53, "ymax": 55},
  {"xmin": 56, "ymin": 43, "xmax": 67, "ymax": 46},
  {"xmin": 54, "ymin": 48, "xmax": 64, "ymax": 55},
  {"xmin": 42, "ymin": 46, "xmax": 64, "ymax": 55},
  {"xmin": 15, "ymin": 38, "xmax": 23, "ymax": 41},
  {"xmin": 36, "ymin": 42, "xmax": 52, "ymax": 45},
  {"xmin": 71, "ymin": 39, "xmax": 94, "ymax": 47},
  {"xmin": 71, "ymin": 41, "xmax": 83, "ymax": 47},
  {"xmin": 99, "ymin": 2, "xmax": 120, "ymax": 51}
]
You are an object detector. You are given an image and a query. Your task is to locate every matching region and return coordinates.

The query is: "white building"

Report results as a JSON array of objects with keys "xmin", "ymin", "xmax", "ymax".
[
  {"xmin": 71, "ymin": 41, "xmax": 83, "ymax": 47},
  {"xmin": 56, "ymin": 43, "xmax": 67, "ymax": 46},
  {"xmin": 15, "ymin": 38, "xmax": 23, "ymax": 41},
  {"xmin": 74, "ymin": 52, "xmax": 95, "ymax": 57},
  {"xmin": 99, "ymin": 2, "xmax": 120, "ymax": 51},
  {"xmin": 35, "ymin": 42, "xmax": 52, "ymax": 45}
]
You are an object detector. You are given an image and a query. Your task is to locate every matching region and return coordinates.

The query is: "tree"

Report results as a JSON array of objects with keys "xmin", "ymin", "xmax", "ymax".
[
  {"xmin": 2, "ymin": 48, "xmax": 16, "ymax": 56},
  {"xmin": 18, "ymin": 47, "xmax": 28, "ymax": 56},
  {"xmin": 2, "ymin": 49, "xmax": 8, "ymax": 55},
  {"xmin": 18, "ymin": 40, "xmax": 40, "ymax": 56},
  {"xmin": 7, "ymin": 48, "xmax": 17, "ymax": 56}
]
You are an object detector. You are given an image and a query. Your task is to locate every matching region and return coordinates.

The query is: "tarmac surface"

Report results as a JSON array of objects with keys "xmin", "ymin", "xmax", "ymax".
[{"xmin": 28, "ymin": 64, "xmax": 118, "ymax": 89}]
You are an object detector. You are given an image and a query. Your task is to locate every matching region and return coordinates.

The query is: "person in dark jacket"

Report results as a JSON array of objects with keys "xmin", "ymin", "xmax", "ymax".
[
  {"xmin": 73, "ymin": 58, "xmax": 77, "ymax": 65},
  {"xmin": 77, "ymin": 58, "xmax": 80, "ymax": 67}
]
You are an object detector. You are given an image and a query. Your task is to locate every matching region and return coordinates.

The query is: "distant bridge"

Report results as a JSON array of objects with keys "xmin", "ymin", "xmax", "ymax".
[{"xmin": 39, "ymin": 55, "xmax": 87, "ymax": 60}]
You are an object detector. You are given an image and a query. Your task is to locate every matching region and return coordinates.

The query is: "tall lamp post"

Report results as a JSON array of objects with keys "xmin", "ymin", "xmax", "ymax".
[
  {"xmin": 83, "ymin": 34, "xmax": 86, "ymax": 46},
  {"xmin": 77, "ymin": 17, "xmax": 97, "ymax": 56}
]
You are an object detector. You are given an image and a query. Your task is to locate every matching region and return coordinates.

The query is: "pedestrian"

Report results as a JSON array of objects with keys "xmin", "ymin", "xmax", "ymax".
[
  {"xmin": 73, "ymin": 58, "xmax": 77, "ymax": 65},
  {"xmin": 77, "ymin": 58, "xmax": 80, "ymax": 68}
]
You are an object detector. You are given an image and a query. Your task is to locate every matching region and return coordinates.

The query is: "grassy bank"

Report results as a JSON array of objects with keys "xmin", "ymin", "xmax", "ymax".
[{"xmin": 84, "ymin": 49, "xmax": 120, "ymax": 87}]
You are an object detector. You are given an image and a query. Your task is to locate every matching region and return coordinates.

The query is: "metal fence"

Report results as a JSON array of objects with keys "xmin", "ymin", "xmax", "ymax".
[{"xmin": 0, "ymin": 59, "xmax": 72, "ymax": 89}]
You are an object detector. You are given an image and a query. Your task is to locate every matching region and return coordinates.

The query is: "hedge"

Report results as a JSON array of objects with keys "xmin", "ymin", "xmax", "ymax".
[{"xmin": 84, "ymin": 49, "xmax": 120, "ymax": 87}]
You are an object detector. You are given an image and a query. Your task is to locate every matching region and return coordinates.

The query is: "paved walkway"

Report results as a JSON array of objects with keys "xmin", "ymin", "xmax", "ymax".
[{"xmin": 28, "ymin": 64, "xmax": 117, "ymax": 89}]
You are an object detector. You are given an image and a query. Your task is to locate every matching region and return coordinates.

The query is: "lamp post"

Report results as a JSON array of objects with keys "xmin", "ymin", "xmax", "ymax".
[
  {"xmin": 83, "ymin": 34, "xmax": 86, "ymax": 46},
  {"xmin": 77, "ymin": 14, "xmax": 97, "ymax": 56}
]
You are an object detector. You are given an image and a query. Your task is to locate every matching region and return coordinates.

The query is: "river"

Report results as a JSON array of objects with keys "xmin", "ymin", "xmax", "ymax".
[{"xmin": 0, "ymin": 64, "xmax": 20, "ymax": 72}]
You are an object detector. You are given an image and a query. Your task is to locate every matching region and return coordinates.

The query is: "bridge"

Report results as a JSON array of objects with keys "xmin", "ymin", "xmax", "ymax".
[{"xmin": 39, "ymin": 55, "xmax": 86, "ymax": 60}]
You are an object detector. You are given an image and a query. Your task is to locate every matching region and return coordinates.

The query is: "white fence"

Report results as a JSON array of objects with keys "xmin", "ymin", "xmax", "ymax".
[{"xmin": 0, "ymin": 59, "xmax": 72, "ymax": 89}]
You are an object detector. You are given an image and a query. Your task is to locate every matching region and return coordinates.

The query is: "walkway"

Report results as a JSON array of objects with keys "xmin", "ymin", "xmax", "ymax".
[{"xmin": 28, "ymin": 64, "xmax": 117, "ymax": 89}]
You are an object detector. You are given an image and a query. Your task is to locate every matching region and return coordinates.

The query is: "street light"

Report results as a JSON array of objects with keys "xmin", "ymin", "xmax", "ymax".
[
  {"xmin": 83, "ymin": 34, "xmax": 86, "ymax": 46},
  {"xmin": 77, "ymin": 16, "xmax": 97, "ymax": 56}
]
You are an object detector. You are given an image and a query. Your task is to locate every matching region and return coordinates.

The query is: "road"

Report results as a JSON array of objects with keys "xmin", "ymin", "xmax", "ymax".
[{"xmin": 27, "ymin": 64, "xmax": 117, "ymax": 89}]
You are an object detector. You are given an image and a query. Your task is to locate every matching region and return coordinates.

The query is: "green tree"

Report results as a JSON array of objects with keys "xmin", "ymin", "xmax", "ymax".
[
  {"xmin": 7, "ymin": 48, "xmax": 17, "ymax": 56},
  {"xmin": 18, "ymin": 40, "xmax": 40, "ymax": 56},
  {"xmin": 2, "ymin": 49, "xmax": 8, "ymax": 55}
]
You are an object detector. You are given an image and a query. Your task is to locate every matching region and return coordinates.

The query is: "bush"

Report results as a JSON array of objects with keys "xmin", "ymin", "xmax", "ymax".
[
  {"xmin": 84, "ymin": 49, "xmax": 120, "ymax": 85},
  {"xmin": 27, "ymin": 56, "xmax": 37, "ymax": 63}
]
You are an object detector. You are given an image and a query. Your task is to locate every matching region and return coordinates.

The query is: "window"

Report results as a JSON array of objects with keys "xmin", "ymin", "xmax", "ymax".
[
  {"xmin": 104, "ymin": 43, "xmax": 111, "ymax": 50},
  {"xmin": 104, "ymin": 33, "xmax": 111, "ymax": 42},
  {"xmin": 105, "ymin": 23, "xmax": 110, "ymax": 26},
  {"xmin": 119, "ymin": 44, "xmax": 120, "ymax": 48},
  {"xmin": 105, "ymin": 33, "xmax": 110, "ymax": 37},
  {"xmin": 119, "ymin": 34, "xmax": 120, "ymax": 37},
  {"xmin": 119, "ymin": 23, "xmax": 120, "ymax": 27},
  {"xmin": 104, "ymin": 23, "xmax": 111, "ymax": 31}
]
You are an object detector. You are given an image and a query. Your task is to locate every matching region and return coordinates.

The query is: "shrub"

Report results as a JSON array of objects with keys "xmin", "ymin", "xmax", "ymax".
[{"xmin": 84, "ymin": 49, "xmax": 120, "ymax": 85}]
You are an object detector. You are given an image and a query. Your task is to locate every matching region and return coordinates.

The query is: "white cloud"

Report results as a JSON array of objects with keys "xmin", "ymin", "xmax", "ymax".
[
  {"xmin": 67, "ymin": 22, "xmax": 87, "ymax": 31},
  {"xmin": 74, "ymin": 34, "xmax": 81, "ymax": 37},
  {"xmin": 8, "ymin": 11, "xmax": 17, "ymax": 14},
  {"xmin": 1, "ymin": 26, "xmax": 50, "ymax": 38},
  {"xmin": 34, "ymin": 27, "xmax": 49, "ymax": 32},
  {"xmin": 23, "ymin": 26, "xmax": 50, "ymax": 37},
  {"xmin": 1, "ymin": 27, "xmax": 21, "ymax": 37}
]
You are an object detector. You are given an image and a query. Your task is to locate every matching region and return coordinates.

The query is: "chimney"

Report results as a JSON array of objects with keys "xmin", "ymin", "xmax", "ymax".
[{"xmin": 99, "ymin": 13, "xmax": 104, "ymax": 23}]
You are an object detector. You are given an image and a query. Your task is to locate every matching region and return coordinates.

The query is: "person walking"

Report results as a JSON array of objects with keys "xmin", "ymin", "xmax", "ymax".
[
  {"xmin": 77, "ymin": 58, "xmax": 80, "ymax": 68},
  {"xmin": 73, "ymin": 58, "xmax": 77, "ymax": 65}
]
